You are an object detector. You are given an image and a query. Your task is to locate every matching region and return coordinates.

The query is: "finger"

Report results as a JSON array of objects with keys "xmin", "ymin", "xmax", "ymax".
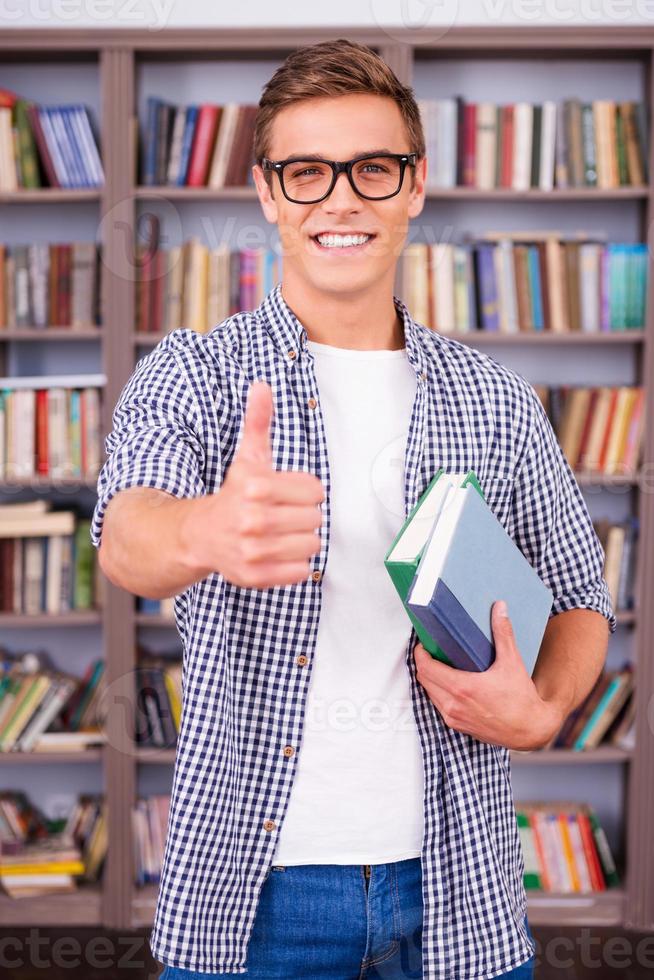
[
  {"xmin": 249, "ymin": 503, "xmax": 324, "ymax": 535},
  {"xmin": 238, "ymin": 381, "xmax": 274, "ymax": 467},
  {"xmin": 244, "ymin": 471, "xmax": 325, "ymax": 506},
  {"xmin": 413, "ymin": 641, "xmax": 458, "ymax": 688},
  {"xmin": 491, "ymin": 600, "xmax": 521, "ymax": 662},
  {"xmin": 243, "ymin": 531, "xmax": 322, "ymax": 563},
  {"xmin": 247, "ymin": 560, "xmax": 315, "ymax": 588}
]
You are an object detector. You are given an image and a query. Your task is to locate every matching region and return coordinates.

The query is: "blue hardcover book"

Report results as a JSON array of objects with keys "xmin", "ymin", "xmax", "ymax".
[
  {"xmin": 406, "ymin": 483, "xmax": 553, "ymax": 674},
  {"xmin": 143, "ymin": 96, "xmax": 163, "ymax": 186},
  {"xmin": 177, "ymin": 105, "xmax": 199, "ymax": 185},
  {"xmin": 474, "ymin": 243, "xmax": 500, "ymax": 331},
  {"xmin": 528, "ymin": 245, "xmax": 544, "ymax": 330}
]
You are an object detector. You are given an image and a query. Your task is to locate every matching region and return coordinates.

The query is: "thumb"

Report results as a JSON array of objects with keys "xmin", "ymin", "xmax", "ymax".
[
  {"xmin": 491, "ymin": 600, "xmax": 521, "ymax": 665},
  {"xmin": 238, "ymin": 381, "xmax": 274, "ymax": 467}
]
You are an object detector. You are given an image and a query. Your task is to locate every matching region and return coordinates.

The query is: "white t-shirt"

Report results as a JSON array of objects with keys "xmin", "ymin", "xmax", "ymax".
[{"xmin": 271, "ymin": 338, "xmax": 425, "ymax": 865}]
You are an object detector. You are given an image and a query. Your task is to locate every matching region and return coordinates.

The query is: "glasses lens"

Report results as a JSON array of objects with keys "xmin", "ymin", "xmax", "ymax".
[
  {"xmin": 351, "ymin": 156, "xmax": 402, "ymax": 198},
  {"xmin": 282, "ymin": 160, "xmax": 334, "ymax": 202}
]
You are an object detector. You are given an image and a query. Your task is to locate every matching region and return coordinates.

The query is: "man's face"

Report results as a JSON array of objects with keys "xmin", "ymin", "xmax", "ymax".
[{"xmin": 253, "ymin": 93, "xmax": 426, "ymax": 298}]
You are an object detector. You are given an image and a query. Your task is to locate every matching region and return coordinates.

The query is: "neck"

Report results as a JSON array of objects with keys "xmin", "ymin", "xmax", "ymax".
[{"xmin": 280, "ymin": 270, "xmax": 405, "ymax": 351}]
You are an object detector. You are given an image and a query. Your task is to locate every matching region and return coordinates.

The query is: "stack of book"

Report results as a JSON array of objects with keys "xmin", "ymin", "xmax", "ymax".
[
  {"xmin": 516, "ymin": 802, "xmax": 620, "ymax": 893},
  {"xmin": 594, "ymin": 517, "xmax": 638, "ymax": 613},
  {"xmin": 418, "ymin": 97, "xmax": 648, "ymax": 189},
  {"xmin": 0, "ymin": 791, "xmax": 106, "ymax": 897},
  {"xmin": 0, "ymin": 372, "xmax": 104, "ymax": 479},
  {"xmin": 402, "ymin": 235, "xmax": 648, "ymax": 334},
  {"xmin": 0, "ymin": 242, "xmax": 101, "ymax": 329},
  {"xmin": 134, "ymin": 656, "xmax": 182, "ymax": 749},
  {"xmin": 140, "ymin": 99, "xmax": 257, "ymax": 187},
  {"xmin": 133, "ymin": 794, "xmax": 171, "ymax": 886},
  {"xmin": 135, "ymin": 223, "xmax": 281, "ymax": 334},
  {"xmin": 0, "ymin": 501, "xmax": 101, "ymax": 615},
  {"xmin": 543, "ymin": 663, "xmax": 635, "ymax": 752},
  {"xmin": 0, "ymin": 88, "xmax": 104, "ymax": 190},
  {"xmin": 533, "ymin": 384, "xmax": 645, "ymax": 477},
  {"xmin": 0, "ymin": 648, "xmax": 106, "ymax": 753}
]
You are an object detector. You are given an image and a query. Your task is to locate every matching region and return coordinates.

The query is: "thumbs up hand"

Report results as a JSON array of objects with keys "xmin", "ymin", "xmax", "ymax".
[{"xmin": 198, "ymin": 380, "xmax": 325, "ymax": 589}]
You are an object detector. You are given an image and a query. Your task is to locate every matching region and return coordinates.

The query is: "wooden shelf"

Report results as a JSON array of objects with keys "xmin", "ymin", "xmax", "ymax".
[
  {"xmin": 511, "ymin": 747, "xmax": 632, "ymax": 765},
  {"xmin": 135, "ymin": 613, "xmax": 176, "ymax": 627},
  {"xmin": 0, "ymin": 882, "xmax": 103, "ymax": 926},
  {"xmin": 454, "ymin": 330, "xmax": 646, "ymax": 345},
  {"xmin": 0, "ymin": 611, "xmax": 102, "ymax": 627},
  {"xmin": 575, "ymin": 471, "xmax": 641, "ymax": 486},
  {"xmin": 0, "ymin": 476, "xmax": 98, "ymax": 488},
  {"xmin": 136, "ymin": 747, "xmax": 177, "ymax": 764},
  {"xmin": 0, "ymin": 749, "xmax": 103, "ymax": 763},
  {"xmin": 135, "ymin": 184, "xmax": 256, "ymax": 200},
  {"xmin": 424, "ymin": 187, "xmax": 649, "ymax": 200},
  {"xmin": 0, "ymin": 189, "xmax": 101, "ymax": 204},
  {"xmin": 0, "ymin": 328, "xmax": 103, "ymax": 340},
  {"xmin": 133, "ymin": 185, "xmax": 649, "ymax": 202},
  {"xmin": 526, "ymin": 887, "xmax": 625, "ymax": 927}
]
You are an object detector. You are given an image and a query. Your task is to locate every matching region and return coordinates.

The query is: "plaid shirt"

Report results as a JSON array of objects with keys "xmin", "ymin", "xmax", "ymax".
[{"xmin": 91, "ymin": 282, "xmax": 616, "ymax": 978}]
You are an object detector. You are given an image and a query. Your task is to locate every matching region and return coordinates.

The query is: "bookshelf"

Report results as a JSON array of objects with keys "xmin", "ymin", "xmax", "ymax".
[{"xmin": 0, "ymin": 25, "xmax": 652, "ymax": 936}]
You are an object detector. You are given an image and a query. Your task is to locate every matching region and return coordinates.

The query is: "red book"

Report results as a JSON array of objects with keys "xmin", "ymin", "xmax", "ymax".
[
  {"xmin": 35, "ymin": 389, "xmax": 48, "ymax": 474},
  {"xmin": 463, "ymin": 103, "xmax": 477, "ymax": 187},
  {"xmin": 26, "ymin": 104, "xmax": 59, "ymax": 187},
  {"xmin": 577, "ymin": 810, "xmax": 606, "ymax": 890},
  {"xmin": 598, "ymin": 388, "xmax": 619, "ymax": 472},
  {"xmin": 501, "ymin": 105, "xmax": 514, "ymax": 187},
  {"xmin": 186, "ymin": 105, "xmax": 220, "ymax": 186}
]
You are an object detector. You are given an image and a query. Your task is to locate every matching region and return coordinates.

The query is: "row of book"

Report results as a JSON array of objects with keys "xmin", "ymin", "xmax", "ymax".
[
  {"xmin": 534, "ymin": 384, "xmax": 645, "ymax": 477},
  {"xmin": 0, "ymin": 791, "xmax": 106, "ymax": 898},
  {"xmin": 0, "ymin": 647, "xmax": 106, "ymax": 753},
  {"xmin": 418, "ymin": 98, "xmax": 648, "ymax": 190},
  {"xmin": 135, "ymin": 657, "xmax": 182, "ymax": 749},
  {"xmin": 133, "ymin": 794, "xmax": 170, "ymax": 886},
  {"xmin": 136, "ymin": 234, "xmax": 281, "ymax": 334},
  {"xmin": 403, "ymin": 237, "xmax": 648, "ymax": 335},
  {"xmin": 141, "ymin": 99, "xmax": 257, "ymax": 188},
  {"xmin": 0, "ymin": 89, "xmax": 104, "ymax": 190},
  {"xmin": 0, "ymin": 243, "xmax": 101, "ymax": 329},
  {"xmin": 595, "ymin": 517, "xmax": 638, "ymax": 614},
  {"xmin": 517, "ymin": 802, "xmax": 619, "ymax": 893},
  {"xmin": 0, "ymin": 501, "xmax": 101, "ymax": 616},
  {"xmin": 544, "ymin": 663, "xmax": 635, "ymax": 753},
  {"xmin": 0, "ymin": 373, "xmax": 103, "ymax": 480}
]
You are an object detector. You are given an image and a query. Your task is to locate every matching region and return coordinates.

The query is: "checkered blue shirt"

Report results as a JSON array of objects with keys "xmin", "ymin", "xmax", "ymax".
[{"xmin": 91, "ymin": 282, "xmax": 616, "ymax": 978}]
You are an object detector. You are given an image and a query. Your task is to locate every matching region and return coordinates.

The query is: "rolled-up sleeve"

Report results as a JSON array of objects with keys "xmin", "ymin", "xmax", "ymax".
[
  {"xmin": 510, "ymin": 384, "xmax": 617, "ymax": 633},
  {"xmin": 90, "ymin": 342, "xmax": 206, "ymax": 550}
]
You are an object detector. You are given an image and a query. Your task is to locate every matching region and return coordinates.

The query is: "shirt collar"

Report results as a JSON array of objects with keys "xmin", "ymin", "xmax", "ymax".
[{"xmin": 259, "ymin": 282, "xmax": 430, "ymax": 383}]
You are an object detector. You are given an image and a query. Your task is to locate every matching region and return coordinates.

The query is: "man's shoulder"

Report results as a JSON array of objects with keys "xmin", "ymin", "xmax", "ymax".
[{"xmin": 414, "ymin": 320, "xmax": 536, "ymax": 406}]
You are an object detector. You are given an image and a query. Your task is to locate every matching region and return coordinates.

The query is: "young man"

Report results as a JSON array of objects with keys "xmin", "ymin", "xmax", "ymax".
[{"xmin": 92, "ymin": 39, "xmax": 615, "ymax": 980}]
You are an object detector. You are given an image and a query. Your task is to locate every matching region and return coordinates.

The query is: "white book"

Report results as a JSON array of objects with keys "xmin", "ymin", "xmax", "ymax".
[
  {"xmin": 539, "ymin": 101, "xmax": 557, "ymax": 191},
  {"xmin": 512, "ymin": 103, "xmax": 533, "ymax": 191}
]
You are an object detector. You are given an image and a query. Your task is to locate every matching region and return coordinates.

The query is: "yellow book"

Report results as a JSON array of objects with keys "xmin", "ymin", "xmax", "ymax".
[{"xmin": 0, "ymin": 860, "xmax": 85, "ymax": 876}]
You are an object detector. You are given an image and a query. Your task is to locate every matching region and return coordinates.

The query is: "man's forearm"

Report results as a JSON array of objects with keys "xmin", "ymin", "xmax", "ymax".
[
  {"xmin": 99, "ymin": 488, "xmax": 215, "ymax": 599},
  {"xmin": 531, "ymin": 608, "xmax": 610, "ymax": 725}
]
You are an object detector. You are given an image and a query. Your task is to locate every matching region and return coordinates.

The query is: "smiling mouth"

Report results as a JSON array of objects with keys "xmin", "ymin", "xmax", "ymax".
[{"xmin": 311, "ymin": 232, "xmax": 376, "ymax": 250}]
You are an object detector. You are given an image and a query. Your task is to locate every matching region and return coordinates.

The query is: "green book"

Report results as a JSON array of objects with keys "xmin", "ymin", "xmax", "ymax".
[
  {"xmin": 384, "ymin": 468, "xmax": 484, "ymax": 663},
  {"xmin": 516, "ymin": 810, "xmax": 543, "ymax": 890}
]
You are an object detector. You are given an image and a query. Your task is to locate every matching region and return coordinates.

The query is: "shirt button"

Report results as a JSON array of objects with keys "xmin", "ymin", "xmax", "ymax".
[
  {"xmin": 420, "ymin": 370, "xmax": 427, "ymax": 381},
  {"xmin": 307, "ymin": 397, "xmax": 317, "ymax": 409},
  {"xmin": 311, "ymin": 570, "xmax": 322, "ymax": 583},
  {"xmin": 296, "ymin": 655, "xmax": 308, "ymax": 666},
  {"xmin": 263, "ymin": 819, "xmax": 276, "ymax": 832},
  {"xmin": 282, "ymin": 745, "xmax": 295, "ymax": 758},
  {"xmin": 288, "ymin": 349, "xmax": 297, "ymax": 360}
]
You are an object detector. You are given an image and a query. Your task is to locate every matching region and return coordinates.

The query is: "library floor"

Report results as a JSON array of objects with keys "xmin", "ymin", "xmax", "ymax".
[{"xmin": 1, "ymin": 926, "xmax": 654, "ymax": 979}]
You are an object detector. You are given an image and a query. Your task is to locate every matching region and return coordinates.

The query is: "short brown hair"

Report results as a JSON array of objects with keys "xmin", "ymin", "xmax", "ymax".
[{"xmin": 253, "ymin": 38, "xmax": 425, "ymax": 177}]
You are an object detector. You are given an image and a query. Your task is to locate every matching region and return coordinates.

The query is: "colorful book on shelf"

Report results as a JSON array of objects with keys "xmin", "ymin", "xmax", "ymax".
[
  {"xmin": 402, "ymin": 474, "xmax": 553, "ymax": 674},
  {"xmin": 384, "ymin": 469, "xmax": 483, "ymax": 665}
]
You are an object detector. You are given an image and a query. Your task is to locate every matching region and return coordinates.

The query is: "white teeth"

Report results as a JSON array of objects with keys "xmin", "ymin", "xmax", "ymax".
[{"xmin": 316, "ymin": 233, "xmax": 371, "ymax": 248}]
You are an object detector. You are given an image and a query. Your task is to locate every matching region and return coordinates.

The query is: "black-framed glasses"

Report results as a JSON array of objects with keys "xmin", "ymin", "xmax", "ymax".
[{"xmin": 260, "ymin": 152, "xmax": 418, "ymax": 204}]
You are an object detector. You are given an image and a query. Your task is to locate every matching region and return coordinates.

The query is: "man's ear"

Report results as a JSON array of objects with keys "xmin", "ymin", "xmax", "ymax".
[
  {"xmin": 252, "ymin": 163, "xmax": 278, "ymax": 224},
  {"xmin": 407, "ymin": 155, "xmax": 427, "ymax": 221}
]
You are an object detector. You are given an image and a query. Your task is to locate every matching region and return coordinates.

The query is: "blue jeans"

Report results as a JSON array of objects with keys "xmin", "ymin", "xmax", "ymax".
[{"xmin": 158, "ymin": 856, "xmax": 535, "ymax": 978}]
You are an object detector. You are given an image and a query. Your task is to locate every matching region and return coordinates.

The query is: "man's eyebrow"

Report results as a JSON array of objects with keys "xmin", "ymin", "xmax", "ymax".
[{"xmin": 282, "ymin": 147, "xmax": 398, "ymax": 161}]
